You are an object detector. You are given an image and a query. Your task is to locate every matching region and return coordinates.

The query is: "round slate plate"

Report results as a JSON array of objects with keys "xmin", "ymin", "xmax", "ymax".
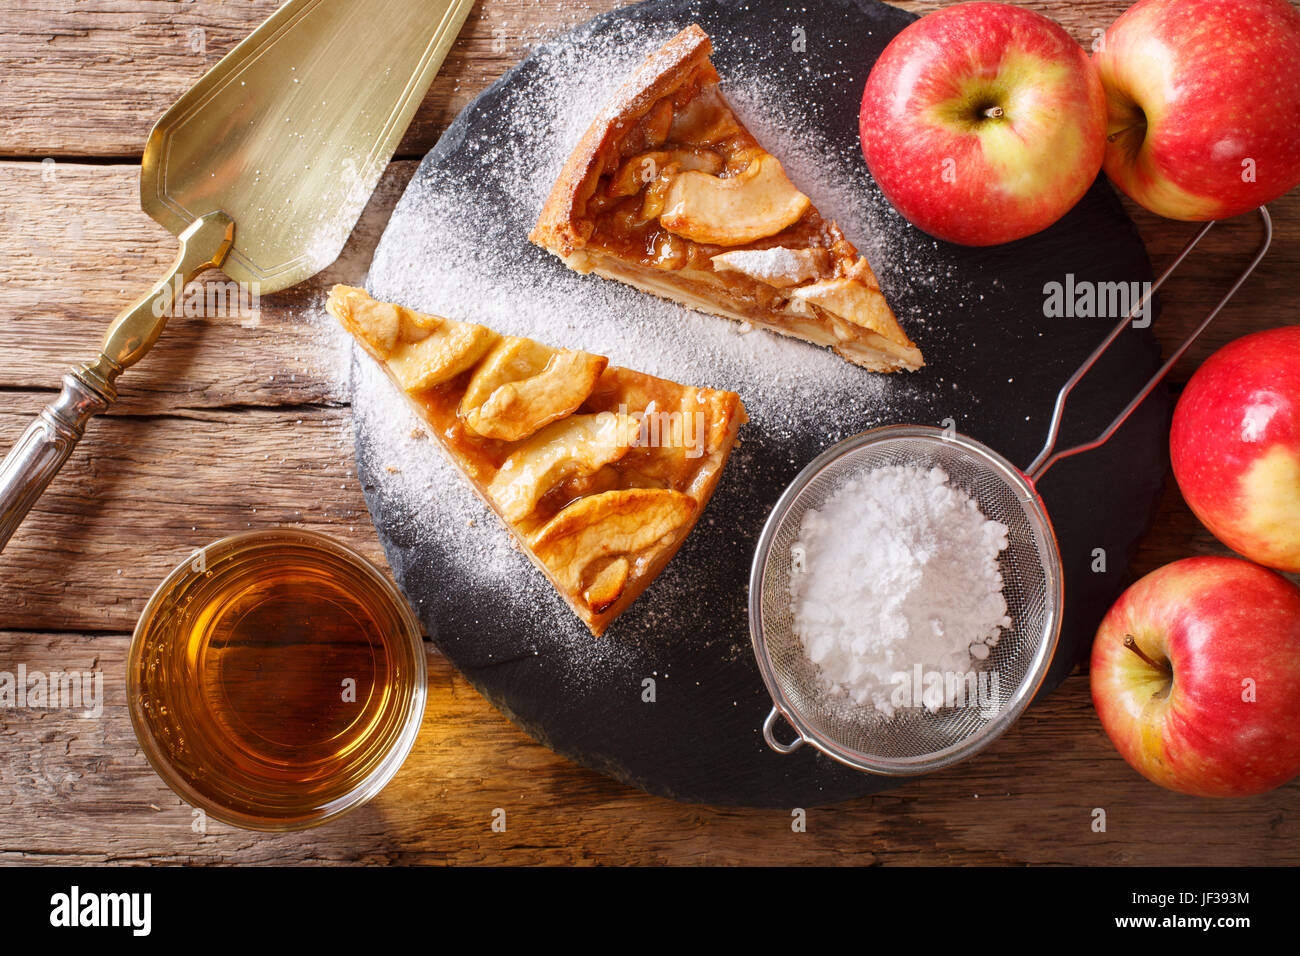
[{"xmin": 353, "ymin": 0, "xmax": 1168, "ymax": 807}]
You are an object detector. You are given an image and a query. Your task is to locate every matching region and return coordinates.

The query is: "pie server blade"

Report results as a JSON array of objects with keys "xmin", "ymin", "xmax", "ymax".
[{"xmin": 0, "ymin": 0, "xmax": 474, "ymax": 554}]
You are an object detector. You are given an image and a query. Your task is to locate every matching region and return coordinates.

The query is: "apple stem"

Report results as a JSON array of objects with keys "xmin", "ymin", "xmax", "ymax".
[
  {"xmin": 1123, "ymin": 634, "xmax": 1169, "ymax": 673},
  {"xmin": 983, "ymin": 106, "xmax": 1005, "ymax": 120},
  {"xmin": 1107, "ymin": 123, "xmax": 1141, "ymax": 143}
]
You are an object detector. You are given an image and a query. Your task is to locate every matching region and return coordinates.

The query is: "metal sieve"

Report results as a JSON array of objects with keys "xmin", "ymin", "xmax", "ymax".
[{"xmin": 750, "ymin": 207, "xmax": 1273, "ymax": 776}]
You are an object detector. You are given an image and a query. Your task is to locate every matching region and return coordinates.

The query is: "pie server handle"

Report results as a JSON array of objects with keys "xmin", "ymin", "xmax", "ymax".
[{"xmin": 0, "ymin": 212, "xmax": 234, "ymax": 555}]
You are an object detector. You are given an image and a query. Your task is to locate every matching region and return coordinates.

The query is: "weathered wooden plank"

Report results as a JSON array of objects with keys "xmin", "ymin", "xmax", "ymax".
[
  {"xmin": 0, "ymin": 398, "xmax": 377, "ymax": 633},
  {"xmin": 2, "ymin": 163, "xmax": 1296, "ymax": 411},
  {"xmin": 0, "ymin": 166, "xmax": 1295, "ymax": 630},
  {"xmin": 0, "ymin": 2, "xmax": 1217, "ymax": 160},
  {"xmin": 0, "ymin": 631, "xmax": 1294, "ymax": 865},
  {"xmin": 0, "ymin": 0, "xmax": 609, "ymax": 160},
  {"xmin": 0, "ymin": 158, "xmax": 416, "ymax": 411},
  {"xmin": 3, "ymin": 0, "xmax": 1300, "ymax": 865}
]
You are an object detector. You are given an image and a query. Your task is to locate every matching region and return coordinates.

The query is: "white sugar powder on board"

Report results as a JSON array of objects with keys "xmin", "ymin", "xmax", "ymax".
[
  {"xmin": 361, "ymin": 19, "xmax": 993, "ymax": 449},
  {"xmin": 344, "ymin": 17, "xmax": 998, "ymax": 668},
  {"xmin": 789, "ymin": 466, "xmax": 1011, "ymax": 716}
]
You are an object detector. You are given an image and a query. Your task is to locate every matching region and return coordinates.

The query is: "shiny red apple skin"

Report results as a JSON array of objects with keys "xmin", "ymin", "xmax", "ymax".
[
  {"xmin": 1171, "ymin": 327, "xmax": 1300, "ymax": 573},
  {"xmin": 1091, "ymin": 557, "xmax": 1300, "ymax": 797},
  {"xmin": 1094, "ymin": 0, "xmax": 1300, "ymax": 221},
  {"xmin": 860, "ymin": 2, "xmax": 1106, "ymax": 247}
]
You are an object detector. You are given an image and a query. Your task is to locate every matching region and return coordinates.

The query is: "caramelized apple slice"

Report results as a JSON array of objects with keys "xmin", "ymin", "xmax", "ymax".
[
  {"xmin": 461, "ymin": 336, "xmax": 553, "ymax": 406},
  {"xmin": 788, "ymin": 277, "xmax": 913, "ymax": 348},
  {"xmin": 609, "ymin": 149, "xmax": 724, "ymax": 198},
  {"xmin": 461, "ymin": 338, "xmax": 608, "ymax": 442},
  {"xmin": 327, "ymin": 285, "xmax": 499, "ymax": 392},
  {"xmin": 327, "ymin": 285, "xmax": 439, "ymax": 357},
  {"xmin": 583, "ymin": 557, "xmax": 631, "ymax": 614},
  {"xmin": 659, "ymin": 154, "xmax": 810, "ymax": 246},
  {"xmin": 710, "ymin": 246, "xmax": 830, "ymax": 289},
  {"xmin": 487, "ymin": 412, "xmax": 640, "ymax": 522},
  {"xmin": 386, "ymin": 323, "xmax": 498, "ymax": 392},
  {"xmin": 531, "ymin": 489, "xmax": 696, "ymax": 604},
  {"xmin": 666, "ymin": 85, "xmax": 741, "ymax": 145}
]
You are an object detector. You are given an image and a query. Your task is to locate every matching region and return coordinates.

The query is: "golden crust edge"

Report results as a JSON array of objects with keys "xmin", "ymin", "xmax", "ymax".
[
  {"xmin": 552, "ymin": 250, "xmax": 924, "ymax": 373},
  {"xmin": 327, "ymin": 284, "xmax": 748, "ymax": 637},
  {"xmin": 580, "ymin": 392, "xmax": 745, "ymax": 635},
  {"xmin": 526, "ymin": 27, "xmax": 921, "ymax": 372},
  {"xmin": 529, "ymin": 24, "xmax": 713, "ymax": 256}
]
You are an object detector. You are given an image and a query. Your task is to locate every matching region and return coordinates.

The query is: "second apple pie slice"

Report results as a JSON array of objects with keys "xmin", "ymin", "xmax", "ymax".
[
  {"xmin": 530, "ymin": 24, "xmax": 922, "ymax": 373},
  {"xmin": 327, "ymin": 285, "xmax": 747, "ymax": 636}
]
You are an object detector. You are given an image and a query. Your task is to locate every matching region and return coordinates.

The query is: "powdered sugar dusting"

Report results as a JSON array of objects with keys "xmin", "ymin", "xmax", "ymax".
[
  {"xmin": 351, "ymin": 10, "xmax": 987, "ymax": 670},
  {"xmin": 790, "ymin": 465, "xmax": 1011, "ymax": 716},
  {"xmin": 361, "ymin": 17, "xmax": 978, "ymax": 443},
  {"xmin": 351, "ymin": 353, "xmax": 647, "ymax": 680},
  {"xmin": 321, "ymin": 1, "xmax": 1166, "ymax": 805}
]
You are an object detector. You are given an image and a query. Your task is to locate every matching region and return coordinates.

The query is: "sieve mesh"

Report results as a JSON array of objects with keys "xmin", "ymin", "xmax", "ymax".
[{"xmin": 750, "ymin": 428, "xmax": 1062, "ymax": 775}]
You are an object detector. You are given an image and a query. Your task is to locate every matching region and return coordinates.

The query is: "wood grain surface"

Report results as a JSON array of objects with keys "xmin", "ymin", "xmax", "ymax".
[{"xmin": 1, "ymin": 0, "xmax": 1298, "ymax": 865}]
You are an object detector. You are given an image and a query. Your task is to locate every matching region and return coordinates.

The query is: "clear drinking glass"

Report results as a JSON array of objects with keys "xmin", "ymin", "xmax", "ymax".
[{"xmin": 128, "ymin": 529, "xmax": 427, "ymax": 831}]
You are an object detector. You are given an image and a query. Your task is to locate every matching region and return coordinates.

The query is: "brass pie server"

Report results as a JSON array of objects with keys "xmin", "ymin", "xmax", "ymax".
[{"xmin": 0, "ymin": 0, "xmax": 473, "ymax": 552}]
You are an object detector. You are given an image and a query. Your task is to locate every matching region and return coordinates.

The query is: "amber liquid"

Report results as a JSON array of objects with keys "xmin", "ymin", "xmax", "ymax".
[{"xmin": 133, "ymin": 535, "xmax": 423, "ymax": 828}]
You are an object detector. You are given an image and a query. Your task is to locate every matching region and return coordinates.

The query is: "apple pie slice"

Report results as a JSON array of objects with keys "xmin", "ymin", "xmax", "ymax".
[
  {"xmin": 530, "ymin": 24, "xmax": 922, "ymax": 373},
  {"xmin": 327, "ymin": 285, "xmax": 747, "ymax": 636}
]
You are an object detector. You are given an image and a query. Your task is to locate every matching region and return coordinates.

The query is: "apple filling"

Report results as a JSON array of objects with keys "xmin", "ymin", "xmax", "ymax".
[
  {"xmin": 531, "ymin": 26, "xmax": 922, "ymax": 373},
  {"xmin": 327, "ymin": 285, "xmax": 747, "ymax": 635}
]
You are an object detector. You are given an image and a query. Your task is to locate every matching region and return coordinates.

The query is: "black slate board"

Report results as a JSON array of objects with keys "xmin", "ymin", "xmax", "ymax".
[{"xmin": 353, "ymin": 0, "xmax": 1169, "ymax": 807}]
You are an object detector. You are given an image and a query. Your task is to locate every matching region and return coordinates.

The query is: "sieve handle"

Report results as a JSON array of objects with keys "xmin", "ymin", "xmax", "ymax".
[
  {"xmin": 762, "ymin": 707, "xmax": 806, "ymax": 755},
  {"xmin": 1025, "ymin": 205, "xmax": 1273, "ymax": 482}
]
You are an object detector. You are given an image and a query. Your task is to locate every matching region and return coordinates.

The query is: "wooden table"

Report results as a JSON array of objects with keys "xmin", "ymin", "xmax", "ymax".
[{"xmin": 1, "ymin": 0, "xmax": 1296, "ymax": 866}]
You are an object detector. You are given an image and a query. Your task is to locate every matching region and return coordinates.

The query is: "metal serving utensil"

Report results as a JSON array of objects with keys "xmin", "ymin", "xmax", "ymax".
[{"xmin": 0, "ymin": 0, "xmax": 473, "ymax": 553}]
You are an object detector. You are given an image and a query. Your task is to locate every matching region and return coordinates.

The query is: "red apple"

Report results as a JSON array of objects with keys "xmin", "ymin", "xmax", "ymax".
[
  {"xmin": 860, "ymin": 2, "xmax": 1106, "ymax": 246},
  {"xmin": 1171, "ymin": 327, "xmax": 1300, "ymax": 573},
  {"xmin": 1091, "ymin": 557, "xmax": 1300, "ymax": 797},
  {"xmin": 1094, "ymin": 0, "xmax": 1300, "ymax": 221}
]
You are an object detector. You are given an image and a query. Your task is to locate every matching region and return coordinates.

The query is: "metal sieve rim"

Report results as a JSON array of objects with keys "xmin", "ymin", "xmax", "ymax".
[{"xmin": 747, "ymin": 425, "xmax": 1064, "ymax": 776}]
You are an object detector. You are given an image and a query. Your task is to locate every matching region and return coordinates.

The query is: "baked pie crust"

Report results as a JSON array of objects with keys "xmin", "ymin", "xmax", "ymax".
[
  {"xmin": 530, "ymin": 24, "xmax": 922, "ymax": 373},
  {"xmin": 328, "ymin": 285, "xmax": 747, "ymax": 636}
]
